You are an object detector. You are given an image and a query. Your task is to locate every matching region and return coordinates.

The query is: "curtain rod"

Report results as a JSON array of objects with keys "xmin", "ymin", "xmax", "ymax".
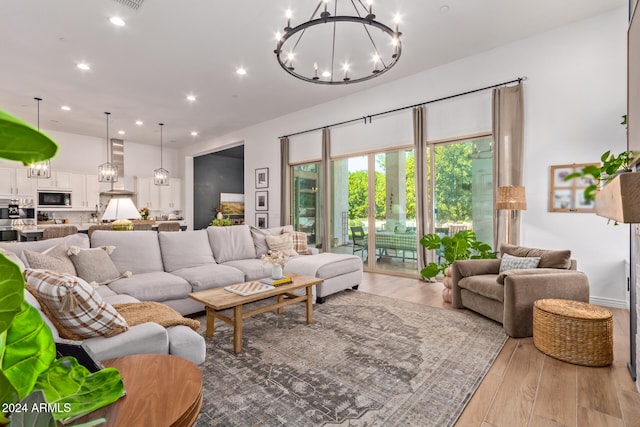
[{"xmin": 279, "ymin": 76, "xmax": 526, "ymax": 139}]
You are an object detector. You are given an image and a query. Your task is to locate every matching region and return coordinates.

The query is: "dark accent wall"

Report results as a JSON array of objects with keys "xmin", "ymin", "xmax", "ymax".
[{"xmin": 193, "ymin": 150, "xmax": 244, "ymax": 230}]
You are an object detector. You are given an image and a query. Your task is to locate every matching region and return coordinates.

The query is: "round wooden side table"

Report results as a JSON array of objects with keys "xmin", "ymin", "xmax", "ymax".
[
  {"xmin": 74, "ymin": 354, "xmax": 203, "ymax": 426},
  {"xmin": 533, "ymin": 298, "xmax": 613, "ymax": 367}
]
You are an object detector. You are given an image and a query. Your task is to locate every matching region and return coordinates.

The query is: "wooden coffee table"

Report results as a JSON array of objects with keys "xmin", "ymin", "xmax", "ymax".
[
  {"xmin": 74, "ymin": 354, "xmax": 202, "ymax": 426},
  {"xmin": 189, "ymin": 273, "xmax": 322, "ymax": 353}
]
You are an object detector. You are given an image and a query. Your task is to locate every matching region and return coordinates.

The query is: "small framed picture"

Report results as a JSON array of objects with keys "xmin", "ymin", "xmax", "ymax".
[
  {"xmin": 255, "ymin": 167, "xmax": 269, "ymax": 189},
  {"xmin": 255, "ymin": 191, "xmax": 268, "ymax": 211},
  {"xmin": 256, "ymin": 213, "xmax": 268, "ymax": 229}
]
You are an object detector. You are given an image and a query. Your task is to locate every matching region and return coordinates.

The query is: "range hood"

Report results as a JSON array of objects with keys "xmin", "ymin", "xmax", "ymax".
[{"xmin": 100, "ymin": 138, "xmax": 136, "ymax": 196}]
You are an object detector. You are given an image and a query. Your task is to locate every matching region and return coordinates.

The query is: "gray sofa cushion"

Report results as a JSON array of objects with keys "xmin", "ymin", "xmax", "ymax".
[
  {"xmin": 0, "ymin": 233, "xmax": 89, "ymax": 259},
  {"xmin": 92, "ymin": 230, "xmax": 164, "ymax": 274},
  {"xmin": 458, "ymin": 274, "xmax": 504, "ymax": 303},
  {"xmin": 251, "ymin": 225, "xmax": 294, "ymax": 257},
  {"xmin": 222, "ymin": 259, "xmax": 272, "ymax": 281},
  {"xmin": 108, "ymin": 271, "xmax": 191, "ymax": 302},
  {"xmin": 207, "ymin": 225, "xmax": 257, "ymax": 263},
  {"xmin": 159, "ymin": 230, "xmax": 216, "ymax": 272},
  {"xmin": 83, "ymin": 323, "xmax": 169, "ymax": 361},
  {"xmin": 171, "ymin": 264, "xmax": 245, "ymax": 292},
  {"xmin": 285, "ymin": 253, "xmax": 362, "ymax": 279},
  {"xmin": 500, "ymin": 244, "xmax": 572, "ymax": 270}
]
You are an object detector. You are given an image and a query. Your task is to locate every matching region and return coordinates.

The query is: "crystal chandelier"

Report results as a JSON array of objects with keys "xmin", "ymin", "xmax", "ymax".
[
  {"xmin": 98, "ymin": 112, "xmax": 118, "ymax": 182},
  {"xmin": 274, "ymin": 0, "xmax": 402, "ymax": 85},
  {"xmin": 27, "ymin": 97, "xmax": 51, "ymax": 179},
  {"xmin": 154, "ymin": 123, "xmax": 169, "ymax": 186}
]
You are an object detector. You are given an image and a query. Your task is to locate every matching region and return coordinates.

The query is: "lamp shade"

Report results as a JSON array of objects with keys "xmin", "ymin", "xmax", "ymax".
[
  {"xmin": 496, "ymin": 186, "xmax": 527, "ymax": 210},
  {"xmin": 102, "ymin": 197, "xmax": 142, "ymax": 221}
]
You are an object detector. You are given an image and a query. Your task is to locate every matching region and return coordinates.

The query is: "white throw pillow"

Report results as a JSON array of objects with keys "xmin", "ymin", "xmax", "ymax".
[
  {"xmin": 265, "ymin": 233, "xmax": 298, "ymax": 257},
  {"xmin": 499, "ymin": 253, "xmax": 541, "ymax": 273}
]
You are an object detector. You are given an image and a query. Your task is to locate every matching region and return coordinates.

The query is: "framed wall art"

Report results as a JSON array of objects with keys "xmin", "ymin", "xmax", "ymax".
[
  {"xmin": 255, "ymin": 213, "xmax": 268, "ymax": 229},
  {"xmin": 255, "ymin": 191, "xmax": 268, "ymax": 211},
  {"xmin": 255, "ymin": 167, "xmax": 269, "ymax": 188},
  {"xmin": 549, "ymin": 163, "xmax": 598, "ymax": 212}
]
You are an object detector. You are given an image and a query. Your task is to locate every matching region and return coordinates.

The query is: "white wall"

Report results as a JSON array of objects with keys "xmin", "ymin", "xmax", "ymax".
[
  {"xmin": 182, "ymin": 8, "xmax": 629, "ymax": 306},
  {"xmin": 0, "ymin": 128, "xmax": 182, "ymax": 179}
]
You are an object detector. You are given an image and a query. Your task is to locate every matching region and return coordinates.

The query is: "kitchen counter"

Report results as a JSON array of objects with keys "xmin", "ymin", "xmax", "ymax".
[{"xmin": 15, "ymin": 221, "xmax": 188, "ymax": 241}]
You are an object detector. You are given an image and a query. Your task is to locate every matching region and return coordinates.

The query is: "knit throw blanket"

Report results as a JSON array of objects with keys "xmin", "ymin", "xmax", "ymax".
[{"xmin": 113, "ymin": 302, "xmax": 200, "ymax": 331}]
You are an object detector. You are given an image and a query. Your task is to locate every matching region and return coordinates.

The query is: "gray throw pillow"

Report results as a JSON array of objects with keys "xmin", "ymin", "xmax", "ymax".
[
  {"xmin": 68, "ymin": 246, "xmax": 131, "ymax": 286},
  {"xmin": 23, "ymin": 244, "xmax": 77, "ymax": 276},
  {"xmin": 499, "ymin": 253, "xmax": 541, "ymax": 274}
]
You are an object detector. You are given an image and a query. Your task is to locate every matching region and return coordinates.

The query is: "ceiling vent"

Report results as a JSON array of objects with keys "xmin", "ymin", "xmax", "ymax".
[{"xmin": 112, "ymin": 0, "xmax": 144, "ymax": 10}]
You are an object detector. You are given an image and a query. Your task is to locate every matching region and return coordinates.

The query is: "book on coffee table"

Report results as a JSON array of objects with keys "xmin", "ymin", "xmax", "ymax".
[
  {"xmin": 259, "ymin": 276, "xmax": 293, "ymax": 286},
  {"xmin": 224, "ymin": 281, "xmax": 275, "ymax": 296}
]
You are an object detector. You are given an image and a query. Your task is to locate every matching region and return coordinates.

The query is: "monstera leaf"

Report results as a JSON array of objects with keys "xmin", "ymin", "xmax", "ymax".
[
  {"xmin": 34, "ymin": 357, "xmax": 124, "ymax": 422},
  {"xmin": 0, "ymin": 109, "xmax": 58, "ymax": 165}
]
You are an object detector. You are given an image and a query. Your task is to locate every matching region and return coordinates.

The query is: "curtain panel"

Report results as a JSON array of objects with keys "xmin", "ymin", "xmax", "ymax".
[
  {"xmin": 492, "ymin": 84, "xmax": 525, "ymax": 249},
  {"xmin": 280, "ymin": 136, "xmax": 291, "ymax": 226},
  {"xmin": 321, "ymin": 128, "xmax": 331, "ymax": 253},
  {"xmin": 413, "ymin": 106, "xmax": 430, "ymax": 277}
]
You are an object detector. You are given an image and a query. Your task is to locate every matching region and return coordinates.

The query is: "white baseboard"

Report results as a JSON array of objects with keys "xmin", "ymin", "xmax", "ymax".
[{"xmin": 589, "ymin": 296, "xmax": 628, "ymax": 310}]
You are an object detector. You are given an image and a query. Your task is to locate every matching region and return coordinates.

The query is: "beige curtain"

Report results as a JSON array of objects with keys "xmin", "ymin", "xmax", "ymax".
[
  {"xmin": 413, "ymin": 106, "xmax": 430, "ymax": 276},
  {"xmin": 321, "ymin": 128, "xmax": 331, "ymax": 253},
  {"xmin": 280, "ymin": 137, "xmax": 291, "ymax": 226},
  {"xmin": 492, "ymin": 83, "xmax": 524, "ymax": 249}
]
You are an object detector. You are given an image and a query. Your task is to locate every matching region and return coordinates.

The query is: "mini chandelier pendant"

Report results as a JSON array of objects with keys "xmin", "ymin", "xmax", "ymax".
[
  {"xmin": 154, "ymin": 122, "xmax": 169, "ymax": 186},
  {"xmin": 98, "ymin": 112, "xmax": 118, "ymax": 182},
  {"xmin": 27, "ymin": 97, "xmax": 52, "ymax": 179},
  {"xmin": 274, "ymin": 0, "xmax": 402, "ymax": 85}
]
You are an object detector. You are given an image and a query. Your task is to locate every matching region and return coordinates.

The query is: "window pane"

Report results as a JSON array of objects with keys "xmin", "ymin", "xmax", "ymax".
[{"xmin": 292, "ymin": 163, "xmax": 322, "ymax": 248}]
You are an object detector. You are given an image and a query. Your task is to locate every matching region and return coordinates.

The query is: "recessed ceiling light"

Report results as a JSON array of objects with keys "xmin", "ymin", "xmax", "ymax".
[
  {"xmin": 135, "ymin": 120, "xmax": 143, "ymax": 126},
  {"xmin": 61, "ymin": 106, "xmax": 71, "ymax": 111},
  {"xmin": 191, "ymin": 131, "xmax": 198, "ymax": 136},
  {"xmin": 236, "ymin": 68, "xmax": 247, "ymax": 76},
  {"xmin": 109, "ymin": 16, "xmax": 126, "ymax": 26},
  {"xmin": 186, "ymin": 95, "xmax": 197, "ymax": 102},
  {"xmin": 77, "ymin": 63, "xmax": 91, "ymax": 71},
  {"xmin": 439, "ymin": 5, "xmax": 450, "ymax": 14},
  {"xmin": 118, "ymin": 130, "xmax": 125, "ymax": 135}
]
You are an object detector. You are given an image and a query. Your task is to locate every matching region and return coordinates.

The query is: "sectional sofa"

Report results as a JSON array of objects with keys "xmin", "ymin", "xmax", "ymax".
[{"xmin": 0, "ymin": 224, "xmax": 363, "ymax": 365}]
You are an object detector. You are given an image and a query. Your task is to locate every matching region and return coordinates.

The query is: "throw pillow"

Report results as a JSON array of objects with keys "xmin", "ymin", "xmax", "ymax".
[
  {"xmin": 282, "ymin": 230, "xmax": 308, "ymax": 255},
  {"xmin": 24, "ymin": 269, "xmax": 128, "ymax": 340},
  {"xmin": 23, "ymin": 244, "xmax": 77, "ymax": 276},
  {"xmin": 67, "ymin": 246, "xmax": 131, "ymax": 286},
  {"xmin": 0, "ymin": 248, "xmax": 26, "ymax": 271},
  {"xmin": 499, "ymin": 253, "xmax": 541, "ymax": 274},
  {"xmin": 265, "ymin": 233, "xmax": 298, "ymax": 257},
  {"xmin": 500, "ymin": 244, "xmax": 572, "ymax": 269}
]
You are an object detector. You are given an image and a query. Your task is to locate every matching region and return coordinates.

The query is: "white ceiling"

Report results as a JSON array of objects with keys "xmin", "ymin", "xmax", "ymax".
[{"xmin": 0, "ymin": 0, "xmax": 626, "ymax": 148}]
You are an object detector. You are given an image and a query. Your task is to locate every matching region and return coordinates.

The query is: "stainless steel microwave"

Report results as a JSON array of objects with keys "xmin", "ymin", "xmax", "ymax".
[{"xmin": 38, "ymin": 191, "xmax": 72, "ymax": 208}]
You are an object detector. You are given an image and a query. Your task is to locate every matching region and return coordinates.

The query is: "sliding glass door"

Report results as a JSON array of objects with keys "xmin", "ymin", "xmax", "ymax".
[{"xmin": 292, "ymin": 163, "xmax": 322, "ymax": 249}]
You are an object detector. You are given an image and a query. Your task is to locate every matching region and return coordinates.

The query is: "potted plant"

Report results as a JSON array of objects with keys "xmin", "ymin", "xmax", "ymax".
[
  {"xmin": 419, "ymin": 229, "xmax": 495, "ymax": 280},
  {"xmin": 564, "ymin": 150, "xmax": 635, "ymax": 203},
  {"xmin": 209, "ymin": 215, "xmax": 233, "ymax": 226}
]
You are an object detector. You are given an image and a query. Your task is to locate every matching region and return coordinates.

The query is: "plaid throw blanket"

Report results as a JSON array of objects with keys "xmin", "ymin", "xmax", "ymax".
[{"xmin": 113, "ymin": 302, "xmax": 200, "ymax": 331}]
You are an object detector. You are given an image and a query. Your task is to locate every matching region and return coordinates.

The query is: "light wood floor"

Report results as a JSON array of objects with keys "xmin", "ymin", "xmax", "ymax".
[{"xmin": 357, "ymin": 272, "xmax": 640, "ymax": 427}]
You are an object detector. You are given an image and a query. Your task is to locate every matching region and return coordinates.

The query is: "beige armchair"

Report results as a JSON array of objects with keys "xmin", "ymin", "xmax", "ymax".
[{"xmin": 450, "ymin": 245, "xmax": 590, "ymax": 338}]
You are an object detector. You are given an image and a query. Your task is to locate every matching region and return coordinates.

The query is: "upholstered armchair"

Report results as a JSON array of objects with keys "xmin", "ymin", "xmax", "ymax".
[{"xmin": 450, "ymin": 245, "xmax": 590, "ymax": 338}]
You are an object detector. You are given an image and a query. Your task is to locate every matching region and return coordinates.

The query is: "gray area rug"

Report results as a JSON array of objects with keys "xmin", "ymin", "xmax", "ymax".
[{"xmin": 195, "ymin": 290, "xmax": 507, "ymax": 426}]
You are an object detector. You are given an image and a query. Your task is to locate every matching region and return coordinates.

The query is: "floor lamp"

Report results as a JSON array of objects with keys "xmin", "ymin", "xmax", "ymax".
[{"xmin": 496, "ymin": 186, "xmax": 527, "ymax": 245}]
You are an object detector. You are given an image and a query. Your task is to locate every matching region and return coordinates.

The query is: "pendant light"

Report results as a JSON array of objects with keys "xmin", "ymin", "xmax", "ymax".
[
  {"xmin": 27, "ymin": 97, "xmax": 52, "ymax": 179},
  {"xmin": 154, "ymin": 122, "xmax": 169, "ymax": 186},
  {"xmin": 98, "ymin": 112, "xmax": 118, "ymax": 182}
]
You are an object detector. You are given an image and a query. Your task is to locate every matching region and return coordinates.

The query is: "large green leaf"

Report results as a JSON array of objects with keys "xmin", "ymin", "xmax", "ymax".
[
  {"xmin": 0, "ymin": 368, "xmax": 18, "ymax": 425},
  {"xmin": 1, "ymin": 300, "xmax": 56, "ymax": 401},
  {"xmin": 0, "ymin": 253, "xmax": 24, "ymax": 334},
  {"xmin": 34, "ymin": 357, "xmax": 124, "ymax": 422},
  {"xmin": 9, "ymin": 390, "xmax": 56, "ymax": 427},
  {"xmin": 0, "ymin": 109, "xmax": 58, "ymax": 165}
]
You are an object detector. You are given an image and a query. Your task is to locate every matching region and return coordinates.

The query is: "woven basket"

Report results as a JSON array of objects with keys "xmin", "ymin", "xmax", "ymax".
[{"xmin": 533, "ymin": 299, "xmax": 613, "ymax": 367}]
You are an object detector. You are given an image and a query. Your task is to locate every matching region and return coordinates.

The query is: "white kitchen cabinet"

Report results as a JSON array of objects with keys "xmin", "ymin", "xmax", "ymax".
[
  {"xmin": 37, "ymin": 171, "xmax": 72, "ymax": 190},
  {"xmin": 137, "ymin": 177, "xmax": 160, "ymax": 210},
  {"xmin": 0, "ymin": 167, "xmax": 38, "ymax": 197},
  {"xmin": 159, "ymin": 178, "xmax": 182, "ymax": 210},
  {"xmin": 71, "ymin": 174, "xmax": 99, "ymax": 210}
]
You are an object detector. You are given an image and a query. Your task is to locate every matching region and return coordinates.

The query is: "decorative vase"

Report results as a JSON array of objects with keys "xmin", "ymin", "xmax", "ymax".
[
  {"xmin": 216, "ymin": 212, "xmax": 223, "ymax": 220},
  {"xmin": 272, "ymin": 264, "xmax": 283, "ymax": 280}
]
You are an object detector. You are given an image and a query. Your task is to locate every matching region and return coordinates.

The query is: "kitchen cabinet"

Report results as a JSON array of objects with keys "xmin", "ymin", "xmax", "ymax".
[
  {"xmin": 37, "ymin": 171, "xmax": 72, "ymax": 190},
  {"xmin": 136, "ymin": 177, "xmax": 160, "ymax": 210},
  {"xmin": 71, "ymin": 174, "xmax": 99, "ymax": 210},
  {"xmin": 0, "ymin": 167, "xmax": 37, "ymax": 197},
  {"xmin": 160, "ymin": 178, "xmax": 182, "ymax": 210}
]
